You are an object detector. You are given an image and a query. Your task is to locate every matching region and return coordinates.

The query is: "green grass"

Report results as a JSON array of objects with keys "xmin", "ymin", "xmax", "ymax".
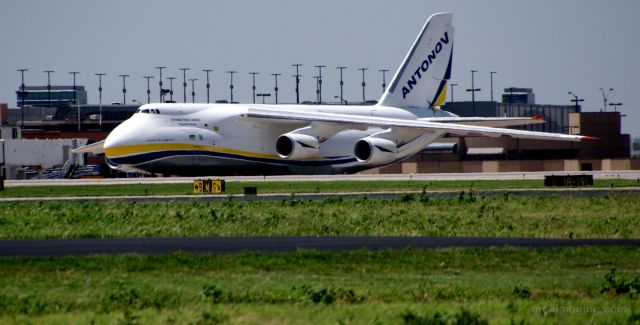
[
  {"xmin": 1, "ymin": 179, "xmax": 639, "ymax": 198},
  {"xmin": 0, "ymin": 247, "xmax": 639, "ymax": 324},
  {"xmin": 1, "ymin": 195, "xmax": 639, "ymax": 239},
  {"xmin": 2, "ymin": 180, "xmax": 639, "ymax": 324}
]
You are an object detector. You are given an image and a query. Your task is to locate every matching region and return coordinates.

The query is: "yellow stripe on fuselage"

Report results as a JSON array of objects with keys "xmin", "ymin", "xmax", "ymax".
[{"xmin": 104, "ymin": 143, "xmax": 281, "ymax": 159}]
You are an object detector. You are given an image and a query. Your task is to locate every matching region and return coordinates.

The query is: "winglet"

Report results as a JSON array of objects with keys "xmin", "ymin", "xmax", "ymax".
[
  {"xmin": 532, "ymin": 115, "xmax": 545, "ymax": 121},
  {"xmin": 581, "ymin": 135, "xmax": 600, "ymax": 141}
]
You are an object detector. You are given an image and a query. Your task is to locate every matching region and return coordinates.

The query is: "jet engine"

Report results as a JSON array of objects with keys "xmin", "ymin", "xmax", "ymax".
[
  {"xmin": 353, "ymin": 137, "xmax": 398, "ymax": 165},
  {"xmin": 275, "ymin": 133, "xmax": 319, "ymax": 159}
]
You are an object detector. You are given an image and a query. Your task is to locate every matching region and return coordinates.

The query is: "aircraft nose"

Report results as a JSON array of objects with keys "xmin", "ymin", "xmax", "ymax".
[{"xmin": 103, "ymin": 121, "xmax": 138, "ymax": 155}]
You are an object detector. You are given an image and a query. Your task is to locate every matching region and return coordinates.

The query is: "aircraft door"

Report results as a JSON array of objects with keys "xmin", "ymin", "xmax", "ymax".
[{"xmin": 188, "ymin": 132, "xmax": 205, "ymax": 167}]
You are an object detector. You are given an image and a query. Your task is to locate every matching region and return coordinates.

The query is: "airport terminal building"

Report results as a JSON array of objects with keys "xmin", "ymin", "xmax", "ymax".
[
  {"xmin": 370, "ymin": 88, "xmax": 634, "ymax": 174},
  {"xmin": 1, "ymin": 86, "xmax": 638, "ymax": 179}
]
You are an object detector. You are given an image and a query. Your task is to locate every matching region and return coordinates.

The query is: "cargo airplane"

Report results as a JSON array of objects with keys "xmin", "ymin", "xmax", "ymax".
[{"xmin": 74, "ymin": 13, "xmax": 594, "ymax": 176}]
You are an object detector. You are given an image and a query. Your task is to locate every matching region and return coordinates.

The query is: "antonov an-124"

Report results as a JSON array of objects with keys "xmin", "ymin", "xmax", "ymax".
[{"xmin": 74, "ymin": 13, "xmax": 594, "ymax": 176}]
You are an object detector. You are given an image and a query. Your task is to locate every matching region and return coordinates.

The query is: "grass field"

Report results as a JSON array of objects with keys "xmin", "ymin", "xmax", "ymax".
[
  {"xmin": 1, "ymin": 178, "xmax": 639, "ymax": 198},
  {"xmin": 1, "ymin": 247, "xmax": 639, "ymax": 324},
  {"xmin": 1, "ymin": 195, "xmax": 639, "ymax": 239},
  {"xmin": 2, "ymin": 180, "xmax": 639, "ymax": 324}
]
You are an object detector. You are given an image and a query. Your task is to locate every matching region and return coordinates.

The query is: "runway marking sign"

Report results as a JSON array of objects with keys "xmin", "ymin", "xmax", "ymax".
[
  {"xmin": 193, "ymin": 179, "xmax": 225, "ymax": 194},
  {"xmin": 544, "ymin": 174, "xmax": 593, "ymax": 187}
]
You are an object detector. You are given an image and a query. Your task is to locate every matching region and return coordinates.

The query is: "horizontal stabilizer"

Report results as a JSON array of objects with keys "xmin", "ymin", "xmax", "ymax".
[{"xmin": 72, "ymin": 140, "xmax": 105, "ymax": 155}]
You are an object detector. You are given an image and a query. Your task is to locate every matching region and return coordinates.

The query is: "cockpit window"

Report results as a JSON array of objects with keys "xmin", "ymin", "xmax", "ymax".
[{"xmin": 138, "ymin": 108, "xmax": 162, "ymax": 114}]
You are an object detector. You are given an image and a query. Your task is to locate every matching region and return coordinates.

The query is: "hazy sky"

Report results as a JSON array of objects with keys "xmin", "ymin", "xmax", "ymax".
[{"xmin": 2, "ymin": 0, "xmax": 639, "ymax": 136}]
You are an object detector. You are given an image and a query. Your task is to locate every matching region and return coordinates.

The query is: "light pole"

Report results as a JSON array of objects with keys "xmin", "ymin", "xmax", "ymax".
[
  {"xmin": 249, "ymin": 72, "xmax": 259, "ymax": 104},
  {"xmin": 69, "ymin": 72, "xmax": 80, "ymax": 130},
  {"xmin": 358, "ymin": 68, "xmax": 368, "ymax": 102},
  {"xmin": 227, "ymin": 71, "xmax": 237, "ymax": 103},
  {"xmin": 466, "ymin": 70, "xmax": 481, "ymax": 115},
  {"xmin": 336, "ymin": 66, "xmax": 346, "ymax": 104},
  {"xmin": 599, "ymin": 87, "xmax": 614, "ymax": 112},
  {"xmin": 257, "ymin": 93, "xmax": 271, "ymax": 104},
  {"xmin": 292, "ymin": 64, "xmax": 302, "ymax": 103},
  {"xmin": 155, "ymin": 66, "xmax": 165, "ymax": 102},
  {"xmin": 17, "ymin": 68, "xmax": 28, "ymax": 129},
  {"xmin": 271, "ymin": 73, "xmax": 281, "ymax": 104},
  {"xmin": 95, "ymin": 73, "xmax": 105, "ymax": 127},
  {"xmin": 68, "ymin": 72, "xmax": 79, "ymax": 105},
  {"xmin": 203, "ymin": 69, "xmax": 213, "ymax": 103},
  {"xmin": 167, "ymin": 77, "xmax": 176, "ymax": 102},
  {"xmin": 609, "ymin": 102, "xmax": 623, "ymax": 112},
  {"xmin": 490, "ymin": 71, "xmax": 497, "ymax": 101},
  {"xmin": 143, "ymin": 76, "xmax": 153, "ymax": 103},
  {"xmin": 118, "ymin": 74, "xmax": 129, "ymax": 106},
  {"xmin": 315, "ymin": 65, "xmax": 325, "ymax": 103},
  {"xmin": 568, "ymin": 91, "xmax": 584, "ymax": 113},
  {"xmin": 189, "ymin": 78, "xmax": 198, "ymax": 103},
  {"xmin": 44, "ymin": 70, "xmax": 54, "ymax": 108},
  {"xmin": 313, "ymin": 76, "xmax": 320, "ymax": 103},
  {"xmin": 450, "ymin": 83, "xmax": 458, "ymax": 102},
  {"xmin": 179, "ymin": 68, "xmax": 189, "ymax": 103},
  {"xmin": 378, "ymin": 69, "xmax": 389, "ymax": 93}
]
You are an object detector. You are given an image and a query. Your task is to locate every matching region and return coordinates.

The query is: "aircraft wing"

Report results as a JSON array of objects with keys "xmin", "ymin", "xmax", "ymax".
[
  {"xmin": 72, "ymin": 140, "xmax": 105, "ymax": 154},
  {"xmin": 245, "ymin": 107, "xmax": 594, "ymax": 142},
  {"xmin": 422, "ymin": 115, "xmax": 546, "ymax": 128}
]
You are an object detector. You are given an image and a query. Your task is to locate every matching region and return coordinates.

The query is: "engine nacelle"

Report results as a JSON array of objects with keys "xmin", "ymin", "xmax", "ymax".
[
  {"xmin": 275, "ymin": 133, "xmax": 320, "ymax": 159},
  {"xmin": 354, "ymin": 137, "xmax": 398, "ymax": 165}
]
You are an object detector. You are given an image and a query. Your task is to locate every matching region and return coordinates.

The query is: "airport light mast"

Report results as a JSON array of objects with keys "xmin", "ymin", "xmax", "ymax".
[
  {"xmin": 17, "ymin": 68, "xmax": 28, "ymax": 129},
  {"xmin": 450, "ymin": 83, "xmax": 458, "ymax": 102},
  {"xmin": 95, "ymin": 73, "xmax": 106, "ymax": 127},
  {"xmin": 490, "ymin": 71, "xmax": 497, "ymax": 101},
  {"xmin": 118, "ymin": 74, "xmax": 129, "ymax": 106},
  {"xmin": 315, "ymin": 65, "xmax": 325, "ymax": 103},
  {"xmin": 568, "ymin": 91, "xmax": 584, "ymax": 113},
  {"xmin": 271, "ymin": 73, "xmax": 281, "ymax": 104},
  {"xmin": 249, "ymin": 72, "xmax": 259, "ymax": 104},
  {"xmin": 599, "ymin": 87, "xmax": 614, "ymax": 112},
  {"xmin": 143, "ymin": 76, "xmax": 154, "ymax": 103},
  {"xmin": 166, "ymin": 77, "xmax": 176, "ymax": 102},
  {"xmin": 179, "ymin": 68, "xmax": 189, "ymax": 103},
  {"xmin": 358, "ymin": 68, "xmax": 368, "ymax": 102},
  {"xmin": 292, "ymin": 64, "xmax": 302, "ymax": 103},
  {"xmin": 44, "ymin": 70, "xmax": 54, "ymax": 108},
  {"xmin": 336, "ymin": 66, "xmax": 346, "ymax": 104},
  {"xmin": 155, "ymin": 66, "xmax": 165, "ymax": 102},
  {"xmin": 257, "ymin": 93, "xmax": 271, "ymax": 104},
  {"xmin": 189, "ymin": 78, "xmax": 198, "ymax": 103},
  {"xmin": 378, "ymin": 69, "xmax": 389, "ymax": 93},
  {"xmin": 466, "ymin": 70, "xmax": 481, "ymax": 115},
  {"xmin": 69, "ymin": 72, "xmax": 80, "ymax": 130},
  {"xmin": 227, "ymin": 71, "xmax": 237, "ymax": 103},
  {"xmin": 203, "ymin": 69, "xmax": 213, "ymax": 103},
  {"xmin": 609, "ymin": 102, "xmax": 622, "ymax": 112},
  {"xmin": 313, "ymin": 76, "xmax": 320, "ymax": 103}
]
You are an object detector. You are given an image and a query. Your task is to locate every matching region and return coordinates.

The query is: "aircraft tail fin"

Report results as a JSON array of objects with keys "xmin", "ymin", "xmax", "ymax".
[{"xmin": 378, "ymin": 13, "xmax": 454, "ymax": 109}]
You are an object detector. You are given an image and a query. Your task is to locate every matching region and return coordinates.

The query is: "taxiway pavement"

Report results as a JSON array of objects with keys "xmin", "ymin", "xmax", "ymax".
[
  {"xmin": 5, "ymin": 171, "xmax": 640, "ymax": 187},
  {"xmin": 1, "ymin": 236, "xmax": 638, "ymax": 257}
]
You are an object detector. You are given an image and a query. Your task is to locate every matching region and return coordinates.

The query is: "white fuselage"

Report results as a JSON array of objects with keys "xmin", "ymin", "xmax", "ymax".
[{"xmin": 103, "ymin": 103, "xmax": 452, "ymax": 176}]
